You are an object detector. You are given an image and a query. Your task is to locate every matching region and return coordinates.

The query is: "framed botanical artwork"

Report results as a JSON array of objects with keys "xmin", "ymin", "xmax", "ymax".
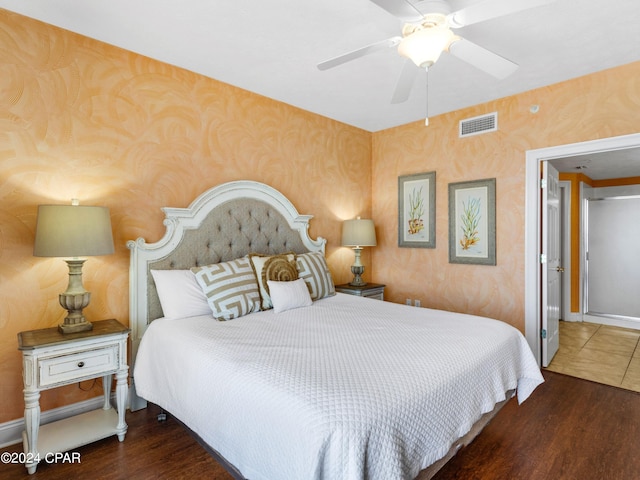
[
  {"xmin": 398, "ymin": 172, "xmax": 436, "ymax": 248},
  {"xmin": 448, "ymin": 178, "xmax": 496, "ymax": 265}
]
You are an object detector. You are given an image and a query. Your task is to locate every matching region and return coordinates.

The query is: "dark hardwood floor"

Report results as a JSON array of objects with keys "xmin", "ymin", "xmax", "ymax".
[
  {"xmin": 433, "ymin": 371, "xmax": 640, "ymax": 480},
  {"xmin": 2, "ymin": 371, "xmax": 638, "ymax": 479},
  {"xmin": 0, "ymin": 403, "xmax": 234, "ymax": 480}
]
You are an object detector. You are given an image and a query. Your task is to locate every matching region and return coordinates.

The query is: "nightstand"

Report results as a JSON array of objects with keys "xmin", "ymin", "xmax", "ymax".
[
  {"xmin": 17, "ymin": 319, "xmax": 129, "ymax": 474},
  {"xmin": 335, "ymin": 283, "xmax": 385, "ymax": 300}
]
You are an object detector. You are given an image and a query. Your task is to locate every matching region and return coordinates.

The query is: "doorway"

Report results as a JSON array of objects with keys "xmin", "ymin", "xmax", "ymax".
[
  {"xmin": 524, "ymin": 133, "xmax": 640, "ymax": 366},
  {"xmin": 583, "ymin": 194, "xmax": 640, "ymax": 324}
]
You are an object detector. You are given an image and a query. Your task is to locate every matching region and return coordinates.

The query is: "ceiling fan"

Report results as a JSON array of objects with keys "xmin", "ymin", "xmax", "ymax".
[{"xmin": 318, "ymin": 0, "xmax": 555, "ymax": 105}]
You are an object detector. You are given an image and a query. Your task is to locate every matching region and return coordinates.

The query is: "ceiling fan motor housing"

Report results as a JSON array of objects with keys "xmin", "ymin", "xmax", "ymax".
[{"xmin": 402, "ymin": 12, "xmax": 447, "ymax": 37}]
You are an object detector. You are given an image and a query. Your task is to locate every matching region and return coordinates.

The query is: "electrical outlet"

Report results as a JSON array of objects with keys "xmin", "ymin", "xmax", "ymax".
[
  {"xmin": 406, "ymin": 299, "xmax": 411, "ymax": 306},
  {"xmin": 414, "ymin": 300, "xmax": 421, "ymax": 308}
]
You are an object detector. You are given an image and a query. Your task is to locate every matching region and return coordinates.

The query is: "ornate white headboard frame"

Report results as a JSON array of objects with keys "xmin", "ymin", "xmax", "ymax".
[{"xmin": 127, "ymin": 180, "xmax": 326, "ymax": 409}]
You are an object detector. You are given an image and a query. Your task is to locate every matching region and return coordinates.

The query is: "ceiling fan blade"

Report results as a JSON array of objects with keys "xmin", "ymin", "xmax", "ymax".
[
  {"xmin": 449, "ymin": 0, "xmax": 555, "ymax": 28},
  {"xmin": 448, "ymin": 37, "xmax": 518, "ymax": 79},
  {"xmin": 317, "ymin": 37, "xmax": 401, "ymax": 71},
  {"xmin": 391, "ymin": 59, "xmax": 419, "ymax": 104},
  {"xmin": 369, "ymin": 0, "xmax": 425, "ymax": 22}
]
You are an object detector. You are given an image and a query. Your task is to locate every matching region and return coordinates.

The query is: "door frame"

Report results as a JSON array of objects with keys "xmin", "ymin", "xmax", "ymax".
[
  {"xmin": 558, "ymin": 180, "xmax": 573, "ymax": 323},
  {"xmin": 524, "ymin": 133, "xmax": 640, "ymax": 365}
]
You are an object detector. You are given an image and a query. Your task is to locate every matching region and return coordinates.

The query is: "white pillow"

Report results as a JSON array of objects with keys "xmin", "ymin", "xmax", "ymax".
[
  {"xmin": 150, "ymin": 269, "xmax": 211, "ymax": 319},
  {"xmin": 267, "ymin": 278, "xmax": 313, "ymax": 314}
]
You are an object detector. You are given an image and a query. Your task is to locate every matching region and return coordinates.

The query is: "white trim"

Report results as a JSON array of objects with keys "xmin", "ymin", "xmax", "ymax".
[
  {"xmin": 559, "ymin": 180, "xmax": 572, "ymax": 323},
  {"xmin": 579, "ymin": 182, "xmax": 588, "ymax": 322},
  {"xmin": 525, "ymin": 133, "xmax": 640, "ymax": 365},
  {"xmin": 564, "ymin": 312, "xmax": 583, "ymax": 323},
  {"xmin": 583, "ymin": 314, "xmax": 640, "ymax": 330},
  {"xmin": 0, "ymin": 396, "xmax": 112, "ymax": 449},
  {"xmin": 580, "ymin": 183, "xmax": 592, "ymax": 318}
]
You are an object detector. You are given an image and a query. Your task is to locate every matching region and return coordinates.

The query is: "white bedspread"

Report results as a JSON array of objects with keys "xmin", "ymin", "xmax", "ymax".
[{"xmin": 134, "ymin": 293, "xmax": 543, "ymax": 480}]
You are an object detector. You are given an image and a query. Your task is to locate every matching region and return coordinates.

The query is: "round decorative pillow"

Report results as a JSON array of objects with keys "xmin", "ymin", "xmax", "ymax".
[{"xmin": 262, "ymin": 256, "xmax": 298, "ymax": 295}]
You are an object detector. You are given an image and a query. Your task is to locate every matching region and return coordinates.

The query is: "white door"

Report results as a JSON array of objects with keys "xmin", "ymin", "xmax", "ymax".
[{"xmin": 541, "ymin": 161, "xmax": 561, "ymax": 366}]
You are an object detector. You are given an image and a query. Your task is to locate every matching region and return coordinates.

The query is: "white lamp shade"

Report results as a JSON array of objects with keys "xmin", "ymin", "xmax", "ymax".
[
  {"xmin": 398, "ymin": 26, "xmax": 456, "ymax": 68},
  {"xmin": 342, "ymin": 218, "xmax": 377, "ymax": 248},
  {"xmin": 34, "ymin": 205, "xmax": 115, "ymax": 257}
]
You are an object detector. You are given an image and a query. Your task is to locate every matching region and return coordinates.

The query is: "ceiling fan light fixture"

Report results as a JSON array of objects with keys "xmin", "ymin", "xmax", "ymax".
[{"xmin": 397, "ymin": 25, "xmax": 455, "ymax": 68}]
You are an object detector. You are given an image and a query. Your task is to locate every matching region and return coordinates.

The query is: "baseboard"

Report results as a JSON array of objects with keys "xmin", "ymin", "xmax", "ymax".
[
  {"xmin": 0, "ymin": 396, "xmax": 111, "ymax": 449},
  {"xmin": 583, "ymin": 314, "xmax": 640, "ymax": 330},
  {"xmin": 563, "ymin": 312, "xmax": 583, "ymax": 322}
]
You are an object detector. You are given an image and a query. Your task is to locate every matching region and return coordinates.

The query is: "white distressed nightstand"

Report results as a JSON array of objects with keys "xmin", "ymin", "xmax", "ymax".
[
  {"xmin": 17, "ymin": 319, "xmax": 129, "ymax": 474},
  {"xmin": 334, "ymin": 283, "xmax": 385, "ymax": 300}
]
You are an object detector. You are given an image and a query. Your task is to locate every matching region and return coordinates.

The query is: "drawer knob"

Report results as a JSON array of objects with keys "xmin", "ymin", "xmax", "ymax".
[{"xmin": 77, "ymin": 361, "xmax": 85, "ymax": 368}]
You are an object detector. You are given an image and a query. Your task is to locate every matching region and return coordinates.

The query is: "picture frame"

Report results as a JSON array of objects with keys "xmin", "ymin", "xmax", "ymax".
[
  {"xmin": 448, "ymin": 178, "xmax": 496, "ymax": 265},
  {"xmin": 398, "ymin": 172, "xmax": 436, "ymax": 248}
]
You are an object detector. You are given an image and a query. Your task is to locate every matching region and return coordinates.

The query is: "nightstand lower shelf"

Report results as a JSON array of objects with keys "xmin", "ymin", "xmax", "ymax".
[{"xmin": 22, "ymin": 407, "xmax": 122, "ymax": 473}]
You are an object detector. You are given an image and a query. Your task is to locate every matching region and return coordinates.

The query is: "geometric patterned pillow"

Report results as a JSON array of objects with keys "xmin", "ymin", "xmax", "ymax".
[
  {"xmin": 296, "ymin": 252, "xmax": 335, "ymax": 301},
  {"xmin": 191, "ymin": 256, "xmax": 261, "ymax": 321}
]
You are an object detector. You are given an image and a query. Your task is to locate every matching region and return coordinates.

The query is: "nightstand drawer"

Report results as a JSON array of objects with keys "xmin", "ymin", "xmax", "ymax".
[
  {"xmin": 363, "ymin": 291, "xmax": 384, "ymax": 300},
  {"xmin": 38, "ymin": 345, "xmax": 118, "ymax": 387}
]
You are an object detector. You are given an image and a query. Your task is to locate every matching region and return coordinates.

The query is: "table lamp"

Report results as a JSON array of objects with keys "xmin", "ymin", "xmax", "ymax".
[
  {"xmin": 33, "ymin": 201, "xmax": 115, "ymax": 333},
  {"xmin": 341, "ymin": 217, "xmax": 377, "ymax": 287}
]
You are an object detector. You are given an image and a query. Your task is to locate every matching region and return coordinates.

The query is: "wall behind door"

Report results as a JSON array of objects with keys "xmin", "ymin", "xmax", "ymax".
[{"xmin": 585, "ymin": 184, "xmax": 640, "ymax": 322}]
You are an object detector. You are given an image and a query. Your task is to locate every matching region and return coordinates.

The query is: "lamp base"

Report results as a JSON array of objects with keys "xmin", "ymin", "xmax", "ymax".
[
  {"xmin": 58, "ymin": 260, "xmax": 93, "ymax": 334},
  {"xmin": 349, "ymin": 265, "xmax": 367, "ymax": 287},
  {"xmin": 58, "ymin": 319, "xmax": 94, "ymax": 334}
]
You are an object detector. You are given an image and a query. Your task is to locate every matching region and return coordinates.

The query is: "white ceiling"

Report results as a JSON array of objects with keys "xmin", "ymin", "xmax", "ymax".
[
  {"xmin": 550, "ymin": 147, "xmax": 640, "ymax": 181},
  {"xmin": 1, "ymin": 0, "xmax": 638, "ymax": 133},
  {"xmin": 2, "ymin": 0, "xmax": 639, "ymax": 179}
]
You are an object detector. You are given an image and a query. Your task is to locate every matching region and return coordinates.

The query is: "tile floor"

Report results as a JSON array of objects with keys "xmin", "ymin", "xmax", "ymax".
[{"xmin": 544, "ymin": 320, "xmax": 640, "ymax": 393}]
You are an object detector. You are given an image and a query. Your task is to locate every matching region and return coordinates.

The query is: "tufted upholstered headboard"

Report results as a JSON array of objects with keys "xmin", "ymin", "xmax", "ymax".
[
  {"xmin": 144, "ymin": 198, "xmax": 313, "ymax": 321},
  {"xmin": 127, "ymin": 180, "xmax": 326, "ymax": 409}
]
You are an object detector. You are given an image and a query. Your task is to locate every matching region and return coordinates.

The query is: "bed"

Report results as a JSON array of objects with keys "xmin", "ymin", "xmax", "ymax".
[{"xmin": 128, "ymin": 180, "xmax": 544, "ymax": 480}]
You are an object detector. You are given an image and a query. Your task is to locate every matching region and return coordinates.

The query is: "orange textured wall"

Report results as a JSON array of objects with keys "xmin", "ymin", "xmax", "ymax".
[
  {"xmin": 372, "ymin": 62, "xmax": 640, "ymax": 329},
  {"xmin": 0, "ymin": 11, "xmax": 371, "ymax": 423},
  {"xmin": 592, "ymin": 176, "xmax": 640, "ymax": 188}
]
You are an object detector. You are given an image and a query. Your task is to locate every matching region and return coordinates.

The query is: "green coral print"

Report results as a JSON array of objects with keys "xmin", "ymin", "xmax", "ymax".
[
  {"xmin": 408, "ymin": 187, "xmax": 425, "ymax": 235},
  {"xmin": 459, "ymin": 197, "xmax": 480, "ymax": 250}
]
